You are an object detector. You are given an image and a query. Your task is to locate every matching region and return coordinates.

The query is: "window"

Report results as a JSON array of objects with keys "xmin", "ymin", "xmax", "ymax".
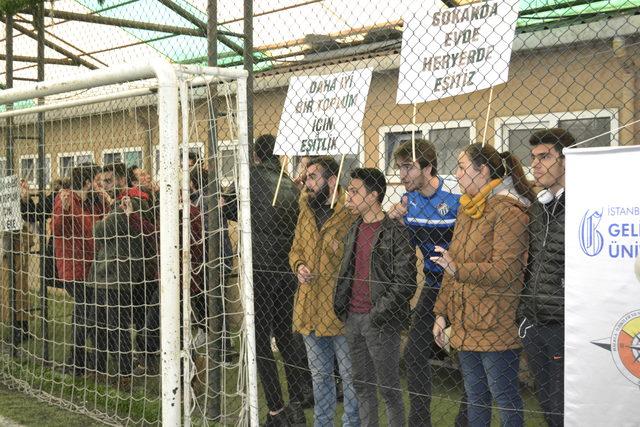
[
  {"xmin": 383, "ymin": 130, "xmax": 423, "ymax": 176},
  {"xmin": 379, "ymin": 120, "xmax": 475, "ymax": 182},
  {"xmin": 102, "ymin": 147, "xmax": 143, "ymax": 168},
  {"xmin": 557, "ymin": 117, "xmax": 612, "ymax": 148},
  {"xmin": 217, "ymin": 141, "xmax": 236, "ymax": 188},
  {"xmin": 20, "ymin": 154, "xmax": 51, "ymax": 188},
  {"xmin": 154, "ymin": 142, "xmax": 206, "ymax": 179},
  {"xmin": 0, "ymin": 157, "xmax": 6, "ymax": 178},
  {"xmin": 58, "ymin": 152, "xmax": 94, "ymax": 178},
  {"xmin": 495, "ymin": 109, "xmax": 618, "ymax": 166}
]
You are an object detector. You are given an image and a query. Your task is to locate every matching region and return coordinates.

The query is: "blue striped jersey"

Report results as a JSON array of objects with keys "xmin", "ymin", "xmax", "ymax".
[{"xmin": 403, "ymin": 177, "xmax": 460, "ymax": 276}]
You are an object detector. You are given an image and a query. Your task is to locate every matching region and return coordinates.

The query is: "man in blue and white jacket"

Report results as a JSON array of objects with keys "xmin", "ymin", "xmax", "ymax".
[{"xmin": 389, "ymin": 139, "xmax": 463, "ymax": 427}]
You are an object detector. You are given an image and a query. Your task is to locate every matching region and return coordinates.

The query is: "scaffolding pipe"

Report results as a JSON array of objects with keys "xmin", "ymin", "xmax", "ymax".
[
  {"xmin": 155, "ymin": 0, "xmax": 245, "ymax": 54},
  {"xmin": 37, "ymin": 8, "xmax": 204, "ymax": 36},
  {"xmin": 11, "ymin": 22, "xmax": 98, "ymax": 70},
  {"xmin": 0, "ymin": 54, "xmax": 78, "ymax": 65}
]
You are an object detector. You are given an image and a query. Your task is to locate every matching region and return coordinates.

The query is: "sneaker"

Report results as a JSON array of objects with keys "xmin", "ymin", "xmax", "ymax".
[
  {"xmin": 287, "ymin": 402, "xmax": 307, "ymax": 426},
  {"xmin": 262, "ymin": 409, "xmax": 291, "ymax": 427}
]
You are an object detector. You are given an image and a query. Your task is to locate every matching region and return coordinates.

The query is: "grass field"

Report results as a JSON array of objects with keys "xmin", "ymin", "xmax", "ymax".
[
  {"xmin": 0, "ymin": 384, "xmax": 107, "ymax": 427},
  {"xmin": 0, "ymin": 288, "xmax": 548, "ymax": 426}
]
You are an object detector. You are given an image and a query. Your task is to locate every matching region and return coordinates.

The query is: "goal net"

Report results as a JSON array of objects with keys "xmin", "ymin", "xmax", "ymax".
[{"xmin": 0, "ymin": 61, "xmax": 256, "ymax": 426}]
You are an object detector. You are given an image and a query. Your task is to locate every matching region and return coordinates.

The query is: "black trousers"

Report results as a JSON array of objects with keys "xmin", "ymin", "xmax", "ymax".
[
  {"xmin": 522, "ymin": 321, "xmax": 564, "ymax": 427},
  {"xmin": 405, "ymin": 276, "xmax": 468, "ymax": 427},
  {"xmin": 64, "ymin": 281, "xmax": 95, "ymax": 371},
  {"xmin": 93, "ymin": 288, "xmax": 135, "ymax": 375},
  {"xmin": 132, "ymin": 283, "xmax": 160, "ymax": 361},
  {"xmin": 254, "ymin": 269, "xmax": 311, "ymax": 411}
]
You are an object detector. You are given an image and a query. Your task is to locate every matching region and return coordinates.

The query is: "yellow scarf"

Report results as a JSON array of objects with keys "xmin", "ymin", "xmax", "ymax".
[{"xmin": 460, "ymin": 178, "xmax": 503, "ymax": 219}]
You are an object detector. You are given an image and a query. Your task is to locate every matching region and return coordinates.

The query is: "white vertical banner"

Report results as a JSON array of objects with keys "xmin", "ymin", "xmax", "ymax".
[
  {"xmin": 275, "ymin": 68, "xmax": 372, "ymax": 156},
  {"xmin": 565, "ymin": 145, "xmax": 640, "ymax": 426},
  {"xmin": 396, "ymin": 0, "xmax": 519, "ymax": 104}
]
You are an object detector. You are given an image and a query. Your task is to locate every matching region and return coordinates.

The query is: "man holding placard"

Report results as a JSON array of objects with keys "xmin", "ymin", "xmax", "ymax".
[{"xmin": 289, "ymin": 156, "xmax": 360, "ymax": 427}]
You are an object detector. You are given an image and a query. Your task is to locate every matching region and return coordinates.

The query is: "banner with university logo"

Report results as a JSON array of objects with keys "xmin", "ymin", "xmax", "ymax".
[
  {"xmin": 396, "ymin": 0, "xmax": 519, "ymax": 104},
  {"xmin": 565, "ymin": 145, "xmax": 640, "ymax": 426},
  {"xmin": 275, "ymin": 69, "xmax": 372, "ymax": 156}
]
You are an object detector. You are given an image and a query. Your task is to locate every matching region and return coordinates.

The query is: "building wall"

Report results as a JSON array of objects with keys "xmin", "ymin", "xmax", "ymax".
[{"xmin": 1, "ymin": 40, "xmax": 638, "ymax": 190}]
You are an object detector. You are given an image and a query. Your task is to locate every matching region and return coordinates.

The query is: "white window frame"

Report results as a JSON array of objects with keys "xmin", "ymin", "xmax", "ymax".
[
  {"xmin": 378, "ymin": 120, "xmax": 476, "ymax": 184},
  {"xmin": 494, "ymin": 109, "xmax": 619, "ymax": 153},
  {"xmin": 494, "ymin": 109, "xmax": 618, "ymax": 179},
  {"xmin": 57, "ymin": 151, "xmax": 94, "ymax": 179},
  {"xmin": 19, "ymin": 154, "xmax": 52, "ymax": 189},
  {"xmin": 102, "ymin": 146, "xmax": 144, "ymax": 167}
]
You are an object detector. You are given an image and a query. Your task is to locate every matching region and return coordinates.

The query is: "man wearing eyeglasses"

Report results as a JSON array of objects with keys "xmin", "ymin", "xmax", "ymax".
[
  {"xmin": 389, "ymin": 139, "xmax": 462, "ymax": 427},
  {"xmin": 518, "ymin": 128, "xmax": 573, "ymax": 427}
]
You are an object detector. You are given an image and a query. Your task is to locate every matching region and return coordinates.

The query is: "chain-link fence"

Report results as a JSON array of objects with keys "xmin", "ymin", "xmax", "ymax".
[{"xmin": 2, "ymin": 0, "xmax": 640, "ymax": 426}]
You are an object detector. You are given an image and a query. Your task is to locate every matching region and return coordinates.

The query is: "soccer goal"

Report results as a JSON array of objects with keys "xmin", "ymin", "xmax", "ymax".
[{"xmin": 0, "ymin": 60, "xmax": 257, "ymax": 426}]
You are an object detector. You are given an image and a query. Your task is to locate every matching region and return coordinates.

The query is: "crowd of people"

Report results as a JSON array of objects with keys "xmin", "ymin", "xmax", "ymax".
[
  {"xmin": 5, "ymin": 126, "xmax": 569, "ymax": 427},
  {"xmin": 10, "ymin": 157, "xmax": 215, "ymax": 388},
  {"xmin": 228, "ymin": 130, "xmax": 568, "ymax": 427}
]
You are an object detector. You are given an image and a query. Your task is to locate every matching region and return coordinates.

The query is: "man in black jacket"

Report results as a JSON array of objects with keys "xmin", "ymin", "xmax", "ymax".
[
  {"xmin": 335, "ymin": 168, "xmax": 417, "ymax": 427},
  {"xmin": 519, "ymin": 128, "xmax": 574, "ymax": 427},
  {"xmin": 222, "ymin": 134, "xmax": 311, "ymax": 426}
]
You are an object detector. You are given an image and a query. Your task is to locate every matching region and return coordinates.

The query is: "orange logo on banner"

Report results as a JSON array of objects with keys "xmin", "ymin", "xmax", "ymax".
[{"xmin": 614, "ymin": 314, "xmax": 640, "ymax": 381}]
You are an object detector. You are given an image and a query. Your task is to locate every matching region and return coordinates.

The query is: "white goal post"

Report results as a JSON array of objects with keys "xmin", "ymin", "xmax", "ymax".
[{"xmin": 0, "ymin": 60, "xmax": 257, "ymax": 427}]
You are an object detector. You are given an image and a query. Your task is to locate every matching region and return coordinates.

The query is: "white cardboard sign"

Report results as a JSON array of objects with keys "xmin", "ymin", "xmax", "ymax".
[
  {"xmin": 0, "ymin": 175, "xmax": 24, "ymax": 232},
  {"xmin": 275, "ymin": 69, "xmax": 373, "ymax": 156},
  {"xmin": 397, "ymin": 0, "xmax": 519, "ymax": 104}
]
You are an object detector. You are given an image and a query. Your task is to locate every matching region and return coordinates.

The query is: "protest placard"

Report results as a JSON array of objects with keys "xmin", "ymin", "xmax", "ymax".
[
  {"xmin": 275, "ymin": 69, "xmax": 373, "ymax": 156},
  {"xmin": 397, "ymin": 0, "xmax": 519, "ymax": 104},
  {"xmin": 0, "ymin": 175, "xmax": 23, "ymax": 232}
]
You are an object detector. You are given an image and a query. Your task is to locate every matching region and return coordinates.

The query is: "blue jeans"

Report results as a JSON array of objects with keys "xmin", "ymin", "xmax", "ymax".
[
  {"xmin": 303, "ymin": 332, "xmax": 360, "ymax": 427},
  {"xmin": 458, "ymin": 350, "xmax": 523, "ymax": 427}
]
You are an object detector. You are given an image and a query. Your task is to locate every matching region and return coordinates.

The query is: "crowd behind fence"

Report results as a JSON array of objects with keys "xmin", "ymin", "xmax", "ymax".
[
  {"xmin": 2, "ymin": 0, "xmax": 640, "ymax": 426},
  {"xmin": 1, "ymin": 126, "xmax": 571, "ymax": 427}
]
